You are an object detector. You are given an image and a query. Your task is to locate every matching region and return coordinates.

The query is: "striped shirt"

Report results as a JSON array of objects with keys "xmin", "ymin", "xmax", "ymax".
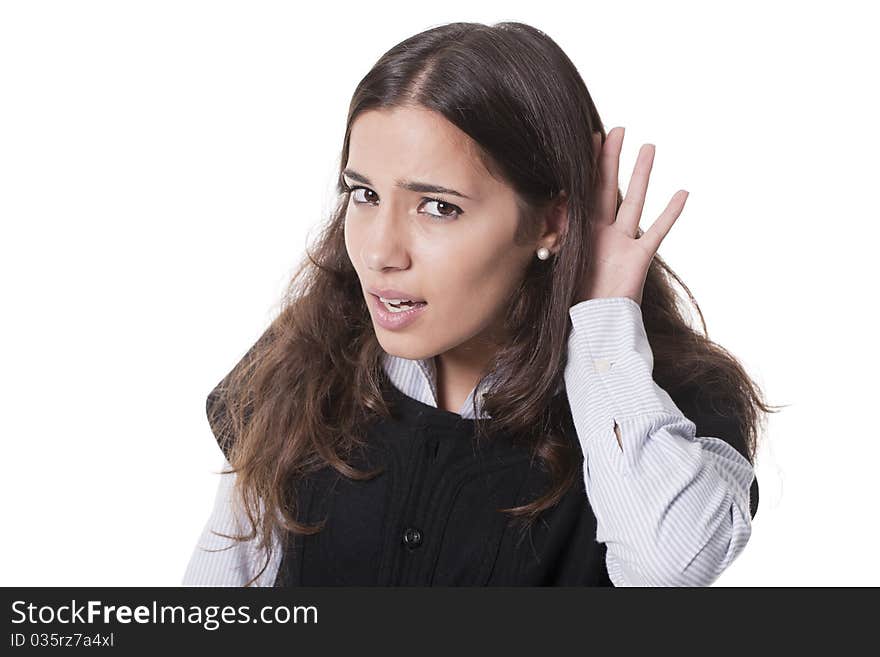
[{"xmin": 183, "ymin": 296, "xmax": 756, "ymax": 586}]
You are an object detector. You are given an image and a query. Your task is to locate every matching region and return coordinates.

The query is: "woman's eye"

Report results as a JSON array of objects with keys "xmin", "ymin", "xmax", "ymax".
[
  {"xmin": 350, "ymin": 187, "xmax": 377, "ymax": 204},
  {"xmin": 420, "ymin": 199, "xmax": 462, "ymax": 220},
  {"xmin": 344, "ymin": 183, "xmax": 462, "ymax": 221}
]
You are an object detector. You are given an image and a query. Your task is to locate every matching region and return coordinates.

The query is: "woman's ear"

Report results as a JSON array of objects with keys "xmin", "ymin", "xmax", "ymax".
[{"xmin": 539, "ymin": 190, "xmax": 569, "ymax": 251}]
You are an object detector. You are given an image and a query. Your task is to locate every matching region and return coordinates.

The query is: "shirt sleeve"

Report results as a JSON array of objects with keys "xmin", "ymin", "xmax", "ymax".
[
  {"xmin": 563, "ymin": 296, "xmax": 756, "ymax": 587},
  {"xmin": 181, "ymin": 457, "xmax": 283, "ymax": 587}
]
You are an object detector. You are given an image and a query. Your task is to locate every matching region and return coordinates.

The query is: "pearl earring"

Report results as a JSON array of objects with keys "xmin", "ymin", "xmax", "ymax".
[{"xmin": 536, "ymin": 247, "xmax": 551, "ymax": 260}]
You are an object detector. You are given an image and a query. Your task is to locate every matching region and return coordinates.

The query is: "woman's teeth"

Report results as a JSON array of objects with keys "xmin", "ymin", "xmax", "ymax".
[{"xmin": 379, "ymin": 296, "xmax": 424, "ymax": 313}]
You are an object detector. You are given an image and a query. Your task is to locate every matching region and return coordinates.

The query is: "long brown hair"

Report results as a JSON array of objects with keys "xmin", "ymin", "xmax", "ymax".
[{"xmin": 206, "ymin": 21, "xmax": 782, "ymax": 586}]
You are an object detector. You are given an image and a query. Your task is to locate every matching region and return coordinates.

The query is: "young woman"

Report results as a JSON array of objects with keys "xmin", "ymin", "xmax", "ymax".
[{"xmin": 183, "ymin": 21, "xmax": 774, "ymax": 587}]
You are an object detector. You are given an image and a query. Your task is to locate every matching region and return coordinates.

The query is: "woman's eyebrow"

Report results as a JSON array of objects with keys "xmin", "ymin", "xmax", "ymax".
[{"xmin": 342, "ymin": 168, "xmax": 473, "ymax": 200}]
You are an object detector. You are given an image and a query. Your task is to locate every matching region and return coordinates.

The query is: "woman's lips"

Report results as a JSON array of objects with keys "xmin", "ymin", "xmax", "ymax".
[{"xmin": 370, "ymin": 294, "xmax": 428, "ymax": 331}]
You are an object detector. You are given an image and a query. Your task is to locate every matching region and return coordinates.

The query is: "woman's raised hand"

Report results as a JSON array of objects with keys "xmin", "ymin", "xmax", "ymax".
[{"xmin": 576, "ymin": 126, "xmax": 689, "ymax": 307}]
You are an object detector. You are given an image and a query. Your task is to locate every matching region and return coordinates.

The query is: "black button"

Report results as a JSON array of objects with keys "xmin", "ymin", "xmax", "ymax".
[{"xmin": 402, "ymin": 527, "xmax": 423, "ymax": 549}]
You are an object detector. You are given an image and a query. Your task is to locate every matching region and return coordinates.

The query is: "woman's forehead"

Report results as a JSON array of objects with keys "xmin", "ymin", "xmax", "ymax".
[{"xmin": 347, "ymin": 109, "xmax": 503, "ymax": 199}]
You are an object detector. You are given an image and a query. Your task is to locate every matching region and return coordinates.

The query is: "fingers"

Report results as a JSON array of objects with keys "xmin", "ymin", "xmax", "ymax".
[
  {"xmin": 594, "ymin": 127, "xmax": 623, "ymax": 226},
  {"xmin": 641, "ymin": 190, "xmax": 689, "ymax": 254},
  {"xmin": 593, "ymin": 128, "xmax": 683, "ymax": 254},
  {"xmin": 618, "ymin": 143, "xmax": 655, "ymax": 238}
]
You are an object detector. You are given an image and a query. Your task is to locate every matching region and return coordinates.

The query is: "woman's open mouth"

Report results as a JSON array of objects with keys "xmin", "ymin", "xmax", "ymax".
[{"xmin": 370, "ymin": 294, "xmax": 428, "ymax": 330}]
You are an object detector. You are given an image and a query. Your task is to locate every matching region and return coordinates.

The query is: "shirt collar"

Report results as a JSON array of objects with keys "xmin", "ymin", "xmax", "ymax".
[
  {"xmin": 381, "ymin": 351, "xmax": 496, "ymax": 419},
  {"xmin": 380, "ymin": 351, "xmax": 564, "ymax": 420}
]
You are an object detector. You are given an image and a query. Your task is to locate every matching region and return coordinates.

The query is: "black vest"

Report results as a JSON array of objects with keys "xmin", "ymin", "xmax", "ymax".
[
  {"xmin": 211, "ymin": 377, "xmax": 757, "ymax": 586},
  {"xmin": 264, "ymin": 379, "xmax": 608, "ymax": 586}
]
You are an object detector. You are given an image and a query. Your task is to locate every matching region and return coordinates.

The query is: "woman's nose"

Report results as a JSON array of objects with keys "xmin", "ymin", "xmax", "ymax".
[{"xmin": 361, "ymin": 204, "xmax": 410, "ymax": 270}]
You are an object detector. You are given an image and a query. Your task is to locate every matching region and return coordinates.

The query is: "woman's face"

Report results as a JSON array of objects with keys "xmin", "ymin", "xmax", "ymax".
[{"xmin": 343, "ymin": 105, "xmax": 538, "ymax": 362}]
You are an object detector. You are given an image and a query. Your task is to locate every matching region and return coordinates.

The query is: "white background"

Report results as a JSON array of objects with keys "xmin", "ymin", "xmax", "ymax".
[{"xmin": 2, "ymin": 0, "xmax": 876, "ymax": 586}]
